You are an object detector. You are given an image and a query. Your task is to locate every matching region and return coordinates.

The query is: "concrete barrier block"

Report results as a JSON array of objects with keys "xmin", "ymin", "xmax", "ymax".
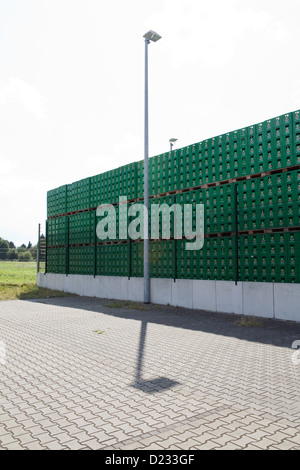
[
  {"xmin": 46, "ymin": 273, "xmax": 64, "ymax": 292},
  {"xmin": 94, "ymin": 276, "xmax": 109, "ymax": 299},
  {"xmin": 243, "ymin": 282, "xmax": 274, "ymax": 318},
  {"xmin": 151, "ymin": 278, "xmax": 172, "ymax": 305},
  {"xmin": 73, "ymin": 275, "xmax": 84, "ymax": 296},
  {"xmin": 106, "ymin": 276, "xmax": 128, "ymax": 301},
  {"xmin": 36, "ymin": 273, "xmax": 46, "ymax": 288},
  {"xmin": 127, "ymin": 277, "xmax": 144, "ymax": 302},
  {"xmin": 172, "ymin": 279, "xmax": 193, "ymax": 308},
  {"xmin": 83, "ymin": 276, "xmax": 95, "ymax": 298},
  {"xmin": 44, "ymin": 273, "xmax": 54, "ymax": 290},
  {"xmin": 120, "ymin": 277, "xmax": 130, "ymax": 301},
  {"xmin": 216, "ymin": 281, "xmax": 243, "ymax": 315},
  {"xmin": 274, "ymin": 283, "xmax": 300, "ymax": 322},
  {"xmin": 64, "ymin": 275, "xmax": 75, "ymax": 294},
  {"xmin": 192, "ymin": 280, "xmax": 216, "ymax": 312},
  {"xmin": 36, "ymin": 273, "xmax": 300, "ymax": 323}
]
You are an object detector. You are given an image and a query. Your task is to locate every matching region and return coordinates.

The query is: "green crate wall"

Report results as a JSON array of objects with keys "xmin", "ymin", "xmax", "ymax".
[
  {"xmin": 202, "ymin": 237, "xmax": 236, "ymax": 281},
  {"xmin": 179, "ymin": 142, "xmax": 223, "ymax": 189},
  {"xmin": 67, "ymin": 182, "xmax": 77, "ymax": 213},
  {"xmin": 149, "ymin": 154, "xmax": 160, "ymax": 196},
  {"xmin": 238, "ymin": 175, "xmax": 284, "ymax": 231},
  {"xmin": 138, "ymin": 150, "xmax": 179, "ymax": 198},
  {"xmin": 134, "ymin": 109, "xmax": 300, "ymax": 197},
  {"xmin": 69, "ymin": 246, "xmax": 94, "ymax": 275},
  {"xmin": 176, "ymin": 186, "xmax": 234, "ymax": 235},
  {"xmin": 162, "ymin": 149, "xmax": 179, "ymax": 192},
  {"xmin": 286, "ymin": 169, "xmax": 300, "ymax": 227},
  {"xmin": 90, "ymin": 163, "xmax": 137, "ymax": 208},
  {"xmin": 293, "ymin": 110, "xmax": 300, "ymax": 166},
  {"xmin": 238, "ymin": 232, "xmax": 300, "ymax": 283},
  {"xmin": 69, "ymin": 211, "xmax": 95, "ymax": 245},
  {"xmin": 288, "ymin": 231, "xmax": 300, "ymax": 283},
  {"xmin": 149, "ymin": 191, "xmax": 205, "ymax": 240},
  {"xmin": 47, "ymin": 109, "xmax": 300, "ymax": 218},
  {"xmin": 90, "ymin": 173, "xmax": 103, "ymax": 208},
  {"xmin": 96, "ymin": 243, "xmax": 129, "ymax": 277},
  {"xmin": 131, "ymin": 241, "xmax": 144, "ymax": 277},
  {"xmin": 128, "ymin": 240, "xmax": 175, "ymax": 279},
  {"xmin": 46, "ymin": 247, "xmax": 67, "ymax": 274},
  {"xmin": 96, "ymin": 204, "xmax": 119, "ymax": 242},
  {"xmin": 67, "ymin": 177, "xmax": 91, "ymax": 213},
  {"xmin": 136, "ymin": 160, "xmax": 144, "ymax": 198},
  {"xmin": 45, "ymin": 108, "xmax": 300, "ymax": 281},
  {"xmin": 176, "ymin": 236, "xmax": 236, "ymax": 281},
  {"xmin": 176, "ymin": 239, "xmax": 199, "ymax": 279},
  {"xmin": 47, "ymin": 216, "xmax": 68, "ymax": 247},
  {"xmin": 149, "ymin": 195, "xmax": 177, "ymax": 239},
  {"xmin": 77, "ymin": 177, "xmax": 91, "ymax": 211},
  {"xmin": 47, "ymin": 185, "xmax": 68, "ymax": 218},
  {"xmin": 238, "ymin": 169, "xmax": 300, "ymax": 230},
  {"xmin": 202, "ymin": 185, "xmax": 235, "ymax": 234},
  {"xmin": 149, "ymin": 240, "xmax": 174, "ymax": 278},
  {"xmin": 128, "ymin": 196, "xmax": 180, "ymax": 241},
  {"xmin": 118, "ymin": 162, "xmax": 137, "ymax": 201},
  {"xmin": 153, "ymin": 150, "xmax": 179, "ymax": 194},
  {"xmin": 249, "ymin": 113, "xmax": 296, "ymax": 174}
]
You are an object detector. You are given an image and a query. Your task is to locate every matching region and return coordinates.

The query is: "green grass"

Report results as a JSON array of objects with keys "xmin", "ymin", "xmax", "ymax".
[
  {"xmin": 235, "ymin": 315, "xmax": 263, "ymax": 327},
  {"xmin": 0, "ymin": 261, "xmax": 72, "ymax": 301},
  {"xmin": 104, "ymin": 300, "xmax": 147, "ymax": 311}
]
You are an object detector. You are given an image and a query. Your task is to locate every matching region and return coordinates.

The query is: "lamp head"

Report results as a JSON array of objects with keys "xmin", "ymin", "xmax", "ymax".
[{"xmin": 143, "ymin": 30, "xmax": 162, "ymax": 42}]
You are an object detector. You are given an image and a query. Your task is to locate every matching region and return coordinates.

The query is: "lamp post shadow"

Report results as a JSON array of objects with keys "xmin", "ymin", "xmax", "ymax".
[{"xmin": 131, "ymin": 319, "xmax": 180, "ymax": 394}]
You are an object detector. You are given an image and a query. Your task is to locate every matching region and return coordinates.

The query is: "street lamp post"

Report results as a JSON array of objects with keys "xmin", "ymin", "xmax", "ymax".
[
  {"xmin": 169, "ymin": 138, "xmax": 178, "ymax": 151},
  {"xmin": 143, "ymin": 30, "xmax": 161, "ymax": 304}
]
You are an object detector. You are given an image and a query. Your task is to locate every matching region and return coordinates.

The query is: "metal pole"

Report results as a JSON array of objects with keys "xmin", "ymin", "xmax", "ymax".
[
  {"xmin": 128, "ymin": 202, "xmax": 132, "ymax": 280},
  {"xmin": 173, "ymin": 195, "xmax": 177, "ymax": 282},
  {"xmin": 66, "ymin": 217, "xmax": 70, "ymax": 276},
  {"xmin": 45, "ymin": 220, "xmax": 48, "ymax": 274},
  {"xmin": 94, "ymin": 210, "xmax": 97, "ymax": 278},
  {"xmin": 234, "ymin": 184, "xmax": 239, "ymax": 286},
  {"xmin": 37, "ymin": 223, "xmax": 40, "ymax": 273},
  {"xmin": 144, "ymin": 38, "xmax": 150, "ymax": 304}
]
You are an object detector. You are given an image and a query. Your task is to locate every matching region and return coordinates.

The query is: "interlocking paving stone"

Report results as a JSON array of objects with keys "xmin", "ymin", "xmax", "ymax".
[{"xmin": 0, "ymin": 297, "xmax": 300, "ymax": 450}]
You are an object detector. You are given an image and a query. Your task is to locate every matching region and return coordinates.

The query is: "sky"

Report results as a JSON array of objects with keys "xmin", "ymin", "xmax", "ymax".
[{"xmin": 0, "ymin": 0, "xmax": 300, "ymax": 246}]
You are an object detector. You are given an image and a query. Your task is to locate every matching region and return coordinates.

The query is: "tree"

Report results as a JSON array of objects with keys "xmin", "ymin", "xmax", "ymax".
[
  {"xmin": 18, "ymin": 251, "xmax": 32, "ymax": 262},
  {"xmin": 27, "ymin": 241, "xmax": 32, "ymax": 250},
  {"xmin": 8, "ymin": 248, "xmax": 19, "ymax": 260},
  {"xmin": 29, "ymin": 244, "xmax": 37, "ymax": 260},
  {"xmin": 0, "ymin": 238, "xmax": 9, "ymax": 260}
]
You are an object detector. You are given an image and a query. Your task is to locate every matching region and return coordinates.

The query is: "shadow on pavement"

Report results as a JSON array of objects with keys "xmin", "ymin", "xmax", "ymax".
[
  {"xmin": 131, "ymin": 320, "xmax": 180, "ymax": 394},
  {"xmin": 27, "ymin": 295, "xmax": 300, "ymax": 349},
  {"xmin": 24, "ymin": 295, "xmax": 300, "ymax": 394}
]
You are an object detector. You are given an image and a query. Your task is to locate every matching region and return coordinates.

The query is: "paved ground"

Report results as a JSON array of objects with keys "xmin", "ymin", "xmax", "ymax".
[{"xmin": 0, "ymin": 296, "xmax": 300, "ymax": 450}]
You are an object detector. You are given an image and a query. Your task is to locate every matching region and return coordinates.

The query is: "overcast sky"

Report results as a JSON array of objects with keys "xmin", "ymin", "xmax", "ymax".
[{"xmin": 1, "ymin": 0, "xmax": 300, "ymax": 246}]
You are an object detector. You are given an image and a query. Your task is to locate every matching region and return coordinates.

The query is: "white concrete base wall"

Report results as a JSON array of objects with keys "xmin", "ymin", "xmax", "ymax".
[{"xmin": 37, "ymin": 273, "xmax": 300, "ymax": 323}]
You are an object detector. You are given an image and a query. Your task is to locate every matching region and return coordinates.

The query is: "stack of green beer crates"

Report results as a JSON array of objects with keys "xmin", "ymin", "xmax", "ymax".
[
  {"xmin": 69, "ymin": 245, "xmax": 95, "ymax": 275},
  {"xmin": 45, "ymin": 109, "xmax": 300, "ymax": 283},
  {"xmin": 47, "ymin": 185, "xmax": 68, "ymax": 218},
  {"xmin": 69, "ymin": 211, "xmax": 95, "ymax": 245},
  {"xmin": 238, "ymin": 232, "xmax": 300, "ymax": 283},
  {"xmin": 97, "ymin": 243, "xmax": 129, "ymax": 277},
  {"xmin": 46, "ymin": 216, "xmax": 68, "ymax": 247},
  {"xmin": 47, "ymin": 247, "xmax": 67, "ymax": 274}
]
